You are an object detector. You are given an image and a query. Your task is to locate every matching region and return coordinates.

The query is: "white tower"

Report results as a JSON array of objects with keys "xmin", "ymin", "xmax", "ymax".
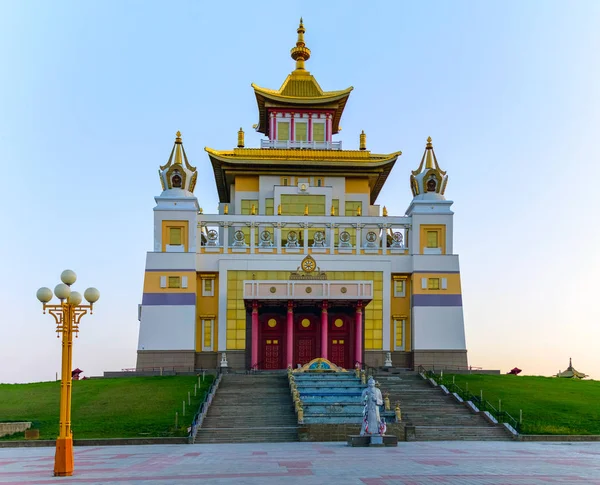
[{"xmin": 405, "ymin": 137, "xmax": 467, "ymax": 369}]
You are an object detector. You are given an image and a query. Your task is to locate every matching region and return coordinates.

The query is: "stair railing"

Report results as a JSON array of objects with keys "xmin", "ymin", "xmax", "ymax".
[
  {"xmin": 188, "ymin": 368, "xmax": 223, "ymax": 443},
  {"xmin": 288, "ymin": 367, "xmax": 304, "ymax": 424},
  {"xmin": 420, "ymin": 367, "xmax": 520, "ymax": 433}
]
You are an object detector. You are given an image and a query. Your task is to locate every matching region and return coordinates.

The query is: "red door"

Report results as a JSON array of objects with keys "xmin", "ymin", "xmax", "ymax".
[
  {"xmin": 294, "ymin": 314, "xmax": 318, "ymax": 367},
  {"xmin": 297, "ymin": 337, "xmax": 315, "ymax": 366},
  {"xmin": 264, "ymin": 338, "xmax": 282, "ymax": 369},
  {"xmin": 330, "ymin": 338, "xmax": 347, "ymax": 368},
  {"xmin": 329, "ymin": 314, "xmax": 351, "ymax": 369}
]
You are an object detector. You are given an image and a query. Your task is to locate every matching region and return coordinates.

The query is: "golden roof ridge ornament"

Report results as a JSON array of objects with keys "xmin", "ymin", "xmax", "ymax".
[
  {"xmin": 410, "ymin": 136, "xmax": 448, "ymax": 198},
  {"xmin": 291, "ymin": 17, "xmax": 311, "ymax": 71},
  {"xmin": 158, "ymin": 131, "xmax": 198, "ymax": 192}
]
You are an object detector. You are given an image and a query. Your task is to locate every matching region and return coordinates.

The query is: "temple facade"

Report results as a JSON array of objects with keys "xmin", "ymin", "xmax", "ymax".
[{"xmin": 136, "ymin": 20, "xmax": 468, "ymax": 371}]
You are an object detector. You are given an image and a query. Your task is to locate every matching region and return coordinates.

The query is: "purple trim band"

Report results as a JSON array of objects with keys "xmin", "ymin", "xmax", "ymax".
[
  {"xmin": 145, "ymin": 269, "xmax": 196, "ymax": 272},
  {"xmin": 413, "ymin": 294, "xmax": 462, "ymax": 307},
  {"xmin": 142, "ymin": 293, "xmax": 196, "ymax": 305}
]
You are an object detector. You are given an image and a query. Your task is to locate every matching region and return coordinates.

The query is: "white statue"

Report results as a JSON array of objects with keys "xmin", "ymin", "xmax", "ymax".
[{"xmin": 360, "ymin": 377, "xmax": 386, "ymax": 436}]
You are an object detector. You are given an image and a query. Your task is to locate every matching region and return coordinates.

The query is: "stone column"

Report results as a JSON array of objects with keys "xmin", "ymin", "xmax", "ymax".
[
  {"xmin": 321, "ymin": 301, "xmax": 328, "ymax": 360},
  {"xmin": 355, "ymin": 301, "xmax": 363, "ymax": 366},
  {"xmin": 251, "ymin": 301, "xmax": 259, "ymax": 369},
  {"xmin": 287, "ymin": 301, "xmax": 294, "ymax": 368}
]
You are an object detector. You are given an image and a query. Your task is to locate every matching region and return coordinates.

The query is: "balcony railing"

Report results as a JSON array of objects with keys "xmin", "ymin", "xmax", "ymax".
[
  {"xmin": 197, "ymin": 214, "xmax": 410, "ymax": 256},
  {"xmin": 260, "ymin": 139, "xmax": 343, "ymax": 150}
]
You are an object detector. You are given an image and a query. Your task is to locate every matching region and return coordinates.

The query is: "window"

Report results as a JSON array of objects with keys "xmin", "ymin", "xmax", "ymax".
[
  {"xmin": 281, "ymin": 177, "xmax": 289, "ymax": 186},
  {"xmin": 427, "ymin": 231, "xmax": 439, "ymax": 248},
  {"xmin": 295, "ymin": 122, "xmax": 307, "ymax": 142},
  {"xmin": 241, "ymin": 199, "xmax": 258, "ymax": 215},
  {"xmin": 345, "ymin": 201, "xmax": 363, "ymax": 216},
  {"xmin": 202, "ymin": 277, "xmax": 215, "ymax": 297},
  {"xmin": 281, "ymin": 194, "xmax": 325, "ymax": 216},
  {"xmin": 428, "ymin": 278, "xmax": 440, "ymax": 290},
  {"xmin": 394, "ymin": 319, "xmax": 406, "ymax": 350},
  {"xmin": 313, "ymin": 123, "xmax": 325, "ymax": 142},
  {"xmin": 277, "ymin": 122, "xmax": 289, "ymax": 141},
  {"xmin": 169, "ymin": 227, "xmax": 182, "ymax": 246},
  {"xmin": 168, "ymin": 276, "xmax": 181, "ymax": 288},
  {"xmin": 202, "ymin": 319, "xmax": 214, "ymax": 351},
  {"xmin": 394, "ymin": 279, "xmax": 406, "ymax": 297},
  {"xmin": 315, "ymin": 177, "xmax": 324, "ymax": 187},
  {"xmin": 265, "ymin": 198, "xmax": 274, "ymax": 215}
]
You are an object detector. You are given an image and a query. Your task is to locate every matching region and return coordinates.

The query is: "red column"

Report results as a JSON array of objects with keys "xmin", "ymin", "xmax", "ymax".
[
  {"xmin": 290, "ymin": 113, "xmax": 295, "ymax": 142},
  {"xmin": 355, "ymin": 301, "xmax": 363, "ymax": 367},
  {"xmin": 287, "ymin": 301, "xmax": 294, "ymax": 368},
  {"xmin": 321, "ymin": 301, "xmax": 328, "ymax": 360},
  {"xmin": 251, "ymin": 301, "xmax": 259, "ymax": 369}
]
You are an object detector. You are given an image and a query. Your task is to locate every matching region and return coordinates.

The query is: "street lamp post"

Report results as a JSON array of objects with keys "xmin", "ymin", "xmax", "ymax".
[{"xmin": 36, "ymin": 270, "xmax": 100, "ymax": 477}]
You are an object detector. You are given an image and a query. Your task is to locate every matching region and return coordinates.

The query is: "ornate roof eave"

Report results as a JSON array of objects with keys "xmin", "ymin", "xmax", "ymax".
[
  {"xmin": 252, "ymin": 85, "xmax": 353, "ymax": 136},
  {"xmin": 205, "ymin": 147, "xmax": 400, "ymax": 204}
]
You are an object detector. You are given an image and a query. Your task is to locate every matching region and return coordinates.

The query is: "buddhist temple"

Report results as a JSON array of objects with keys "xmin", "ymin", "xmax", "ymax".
[
  {"xmin": 556, "ymin": 358, "xmax": 588, "ymax": 379},
  {"xmin": 135, "ymin": 20, "xmax": 468, "ymax": 371}
]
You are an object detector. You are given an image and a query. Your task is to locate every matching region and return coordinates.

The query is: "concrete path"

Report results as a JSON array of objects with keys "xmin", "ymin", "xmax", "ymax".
[{"xmin": 0, "ymin": 441, "xmax": 599, "ymax": 484}]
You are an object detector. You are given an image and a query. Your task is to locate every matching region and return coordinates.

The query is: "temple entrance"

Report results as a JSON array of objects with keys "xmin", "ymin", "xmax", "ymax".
[
  {"xmin": 259, "ymin": 312, "xmax": 285, "ymax": 369},
  {"xmin": 294, "ymin": 313, "xmax": 319, "ymax": 367},
  {"xmin": 329, "ymin": 313, "xmax": 352, "ymax": 369}
]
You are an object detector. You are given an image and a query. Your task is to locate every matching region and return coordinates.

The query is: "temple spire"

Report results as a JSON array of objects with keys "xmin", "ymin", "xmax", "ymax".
[{"xmin": 291, "ymin": 18, "xmax": 311, "ymax": 71}]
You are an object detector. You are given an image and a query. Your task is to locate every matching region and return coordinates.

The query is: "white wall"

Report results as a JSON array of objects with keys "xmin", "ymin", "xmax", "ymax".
[
  {"xmin": 138, "ymin": 305, "xmax": 196, "ymax": 350},
  {"xmin": 412, "ymin": 306, "xmax": 466, "ymax": 350}
]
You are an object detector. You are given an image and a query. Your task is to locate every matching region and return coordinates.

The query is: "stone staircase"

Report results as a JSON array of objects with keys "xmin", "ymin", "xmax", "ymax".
[
  {"xmin": 194, "ymin": 373, "xmax": 299, "ymax": 443},
  {"xmin": 375, "ymin": 370, "xmax": 512, "ymax": 441}
]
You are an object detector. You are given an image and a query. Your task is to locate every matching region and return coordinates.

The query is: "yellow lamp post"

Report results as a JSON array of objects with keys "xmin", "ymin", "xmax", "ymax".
[{"xmin": 36, "ymin": 270, "xmax": 100, "ymax": 477}]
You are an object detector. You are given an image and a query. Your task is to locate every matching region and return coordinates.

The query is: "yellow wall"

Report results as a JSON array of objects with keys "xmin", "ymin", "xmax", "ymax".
[
  {"xmin": 225, "ymin": 270, "xmax": 384, "ymax": 351},
  {"xmin": 390, "ymin": 275, "xmax": 411, "ymax": 351},
  {"xmin": 419, "ymin": 224, "xmax": 446, "ymax": 255},
  {"xmin": 196, "ymin": 273, "xmax": 219, "ymax": 352},
  {"xmin": 235, "ymin": 175, "xmax": 259, "ymax": 192},
  {"xmin": 411, "ymin": 273, "xmax": 462, "ymax": 294},
  {"xmin": 161, "ymin": 220, "xmax": 188, "ymax": 252},
  {"xmin": 345, "ymin": 178, "xmax": 369, "ymax": 194},
  {"xmin": 143, "ymin": 271, "xmax": 196, "ymax": 293}
]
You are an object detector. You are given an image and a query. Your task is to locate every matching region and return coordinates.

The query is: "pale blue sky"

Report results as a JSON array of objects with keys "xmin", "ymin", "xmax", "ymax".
[{"xmin": 1, "ymin": 1, "xmax": 599, "ymax": 383}]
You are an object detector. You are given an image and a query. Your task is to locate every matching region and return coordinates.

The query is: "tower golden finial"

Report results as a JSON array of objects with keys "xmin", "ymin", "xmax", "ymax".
[
  {"xmin": 356, "ymin": 205, "xmax": 362, "ymax": 217},
  {"xmin": 359, "ymin": 130, "xmax": 367, "ymax": 150},
  {"xmin": 237, "ymin": 127, "xmax": 245, "ymax": 148},
  {"xmin": 330, "ymin": 204, "xmax": 336, "ymax": 216},
  {"xmin": 175, "ymin": 131, "xmax": 182, "ymax": 143},
  {"xmin": 277, "ymin": 204, "xmax": 282, "ymax": 215},
  {"xmin": 425, "ymin": 136, "xmax": 434, "ymax": 168},
  {"xmin": 383, "ymin": 206, "xmax": 388, "ymax": 217},
  {"xmin": 291, "ymin": 18, "xmax": 311, "ymax": 71}
]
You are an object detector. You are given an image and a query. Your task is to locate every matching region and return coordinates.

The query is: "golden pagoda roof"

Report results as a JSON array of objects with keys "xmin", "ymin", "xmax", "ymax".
[
  {"xmin": 252, "ymin": 19, "xmax": 353, "ymax": 136},
  {"xmin": 205, "ymin": 147, "xmax": 401, "ymax": 204}
]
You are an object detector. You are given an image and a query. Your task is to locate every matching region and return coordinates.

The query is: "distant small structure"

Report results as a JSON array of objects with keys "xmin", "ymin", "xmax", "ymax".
[
  {"xmin": 556, "ymin": 358, "xmax": 587, "ymax": 379},
  {"xmin": 507, "ymin": 367, "xmax": 522, "ymax": 375},
  {"xmin": 72, "ymin": 368, "xmax": 83, "ymax": 380}
]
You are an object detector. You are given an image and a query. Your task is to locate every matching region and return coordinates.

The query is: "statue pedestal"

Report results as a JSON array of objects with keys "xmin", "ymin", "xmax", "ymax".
[{"xmin": 347, "ymin": 435, "xmax": 398, "ymax": 447}]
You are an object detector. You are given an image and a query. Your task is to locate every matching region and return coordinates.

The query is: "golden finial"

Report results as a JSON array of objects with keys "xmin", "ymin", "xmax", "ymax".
[
  {"xmin": 359, "ymin": 130, "xmax": 366, "ymax": 151},
  {"xmin": 383, "ymin": 206, "xmax": 388, "ymax": 217},
  {"xmin": 304, "ymin": 204, "xmax": 309, "ymax": 216},
  {"xmin": 199, "ymin": 207, "xmax": 203, "ymax": 214},
  {"xmin": 291, "ymin": 18, "xmax": 311, "ymax": 71},
  {"xmin": 175, "ymin": 131, "xmax": 182, "ymax": 143},
  {"xmin": 425, "ymin": 136, "xmax": 434, "ymax": 168},
  {"xmin": 356, "ymin": 205, "xmax": 362, "ymax": 217},
  {"xmin": 237, "ymin": 127, "xmax": 245, "ymax": 148},
  {"xmin": 224, "ymin": 204, "xmax": 229, "ymax": 215},
  {"xmin": 277, "ymin": 204, "xmax": 282, "ymax": 215},
  {"xmin": 330, "ymin": 204, "xmax": 335, "ymax": 216},
  {"xmin": 251, "ymin": 204, "xmax": 256, "ymax": 215}
]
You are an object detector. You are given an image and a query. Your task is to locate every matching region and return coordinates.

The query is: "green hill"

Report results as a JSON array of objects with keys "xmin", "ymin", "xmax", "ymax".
[
  {"xmin": 0, "ymin": 375, "xmax": 214, "ymax": 440},
  {"xmin": 440, "ymin": 374, "xmax": 600, "ymax": 435}
]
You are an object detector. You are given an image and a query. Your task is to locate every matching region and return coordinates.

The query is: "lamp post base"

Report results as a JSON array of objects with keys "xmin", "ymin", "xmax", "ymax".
[{"xmin": 53, "ymin": 437, "xmax": 74, "ymax": 476}]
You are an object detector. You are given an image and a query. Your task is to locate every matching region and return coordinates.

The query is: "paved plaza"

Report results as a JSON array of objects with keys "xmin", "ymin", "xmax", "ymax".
[{"xmin": 0, "ymin": 441, "xmax": 599, "ymax": 485}]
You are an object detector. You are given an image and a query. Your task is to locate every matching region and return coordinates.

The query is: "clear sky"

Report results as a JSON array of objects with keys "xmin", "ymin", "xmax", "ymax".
[{"xmin": 1, "ymin": 1, "xmax": 599, "ymax": 383}]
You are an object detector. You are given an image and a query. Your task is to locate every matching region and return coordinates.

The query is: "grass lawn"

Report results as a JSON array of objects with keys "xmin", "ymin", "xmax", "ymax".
[
  {"xmin": 0, "ymin": 375, "xmax": 214, "ymax": 440},
  {"xmin": 440, "ymin": 373, "xmax": 600, "ymax": 435}
]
